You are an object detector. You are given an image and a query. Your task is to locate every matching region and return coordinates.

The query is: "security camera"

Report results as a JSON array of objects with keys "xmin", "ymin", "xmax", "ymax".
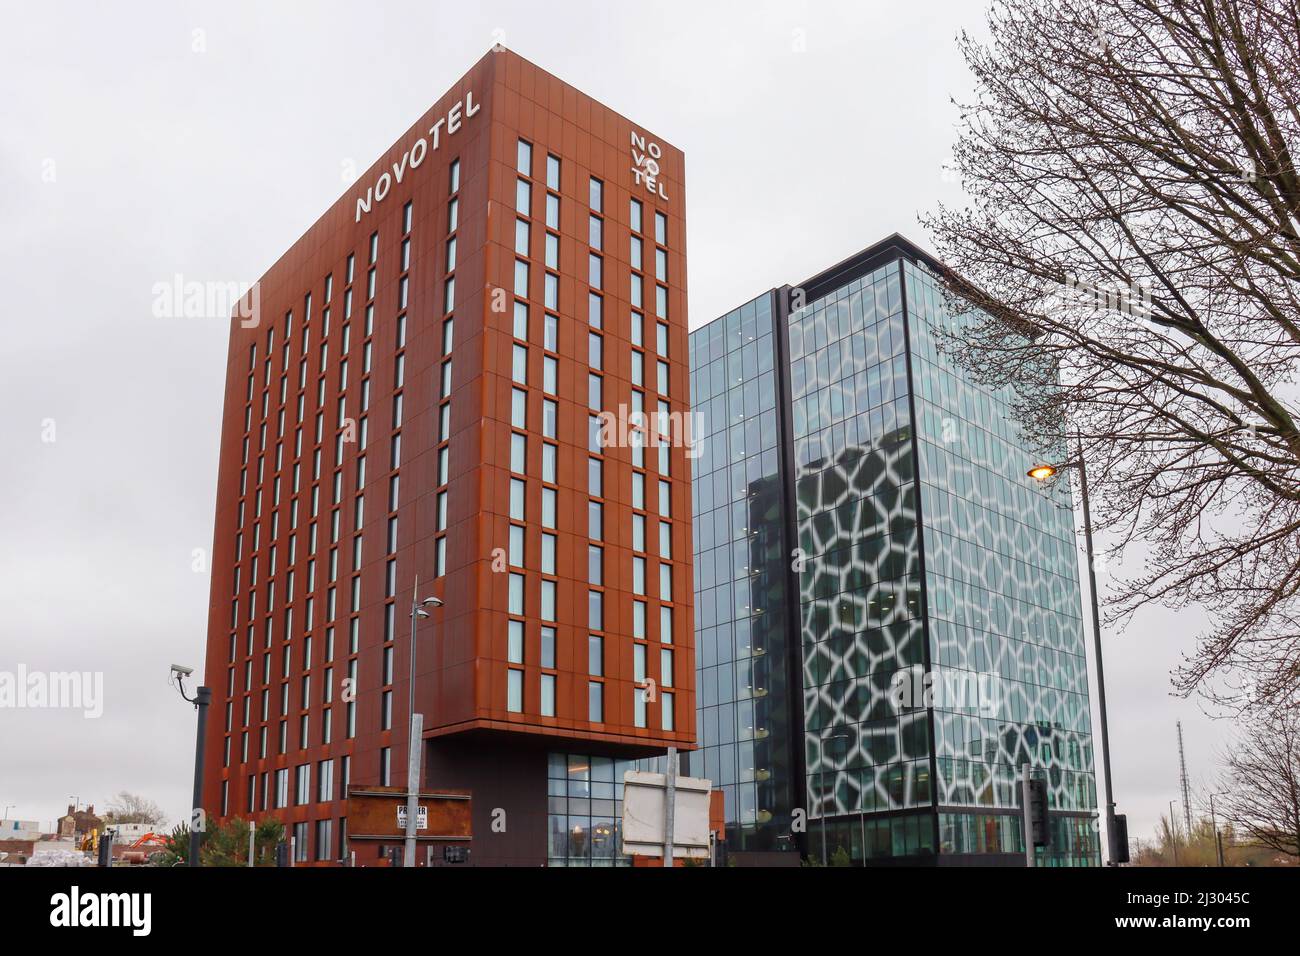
[{"xmin": 170, "ymin": 664, "xmax": 194, "ymax": 678}]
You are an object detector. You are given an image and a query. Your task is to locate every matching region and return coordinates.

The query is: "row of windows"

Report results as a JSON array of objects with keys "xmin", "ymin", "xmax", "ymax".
[
  {"xmin": 224, "ymin": 160, "xmax": 462, "ymax": 781},
  {"xmin": 507, "ymin": 137, "xmax": 678, "ymax": 730}
]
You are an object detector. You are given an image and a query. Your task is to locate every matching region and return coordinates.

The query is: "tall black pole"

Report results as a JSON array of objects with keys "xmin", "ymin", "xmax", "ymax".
[
  {"xmin": 1210, "ymin": 792, "xmax": 1225, "ymax": 866},
  {"xmin": 190, "ymin": 686, "xmax": 211, "ymax": 867},
  {"xmin": 404, "ymin": 577, "xmax": 421, "ymax": 868},
  {"xmin": 1075, "ymin": 439, "xmax": 1117, "ymax": 865}
]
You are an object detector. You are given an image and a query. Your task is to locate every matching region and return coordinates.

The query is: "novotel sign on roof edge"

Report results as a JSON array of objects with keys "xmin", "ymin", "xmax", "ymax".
[{"xmin": 354, "ymin": 91, "xmax": 480, "ymax": 223}]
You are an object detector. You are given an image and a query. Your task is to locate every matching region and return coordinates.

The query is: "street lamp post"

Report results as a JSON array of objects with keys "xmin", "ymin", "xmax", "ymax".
[
  {"xmin": 404, "ymin": 577, "xmax": 443, "ymax": 868},
  {"xmin": 1028, "ymin": 434, "xmax": 1119, "ymax": 865},
  {"xmin": 170, "ymin": 665, "xmax": 211, "ymax": 868},
  {"xmin": 818, "ymin": 729, "xmax": 850, "ymax": 865}
]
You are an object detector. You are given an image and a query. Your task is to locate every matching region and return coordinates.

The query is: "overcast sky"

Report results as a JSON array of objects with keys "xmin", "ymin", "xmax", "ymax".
[{"xmin": 0, "ymin": 0, "xmax": 1230, "ymax": 845}]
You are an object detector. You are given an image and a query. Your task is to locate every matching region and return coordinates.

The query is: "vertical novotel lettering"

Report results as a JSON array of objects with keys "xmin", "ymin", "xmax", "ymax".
[
  {"xmin": 355, "ymin": 91, "xmax": 480, "ymax": 222},
  {"xmin": 630, "ymin": 131, "xmax": 669, "ymax": 201}
]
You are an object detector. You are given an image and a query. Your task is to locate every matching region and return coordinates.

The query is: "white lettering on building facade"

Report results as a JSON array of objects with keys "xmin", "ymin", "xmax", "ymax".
[
  {"xmin": 630, "ymin": 131, "xmax": 669, "ymax": 201},
  {"xmin": 354, "ymin": 91, "xmax": 481, "ymax": 222}
]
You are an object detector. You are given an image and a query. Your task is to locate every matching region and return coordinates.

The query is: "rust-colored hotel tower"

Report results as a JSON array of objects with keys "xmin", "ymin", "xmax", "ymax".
[{"xmin": 202, "ymin": 48, "xmax": 693, "ymax": 865}]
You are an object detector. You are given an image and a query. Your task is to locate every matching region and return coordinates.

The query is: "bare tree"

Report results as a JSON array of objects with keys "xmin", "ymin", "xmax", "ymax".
[
  {"xmin": 1218, "ymin": 707, "xmax": 1300, "ymax": 859},
  {"xmin": 103, "ymin": 791, "xmax": 168, "ymax": 826},
  {"xmin": 922, "ymin": 0, "xmax": 1300, "ymax": 711}
]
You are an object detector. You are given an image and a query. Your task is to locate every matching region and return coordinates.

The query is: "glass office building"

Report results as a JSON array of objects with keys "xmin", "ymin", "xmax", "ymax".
[
  {"xmin": 686, "ymin": 235, "xmax": 1100, "ymax": 865},
  {"xmin": 686, "ymin": 293, "xmax": 799, "ymax": 854}
]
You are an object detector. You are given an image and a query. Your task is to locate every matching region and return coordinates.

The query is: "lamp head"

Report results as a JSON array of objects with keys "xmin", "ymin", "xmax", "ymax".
[{"xmin": 1027, "ymin": 464, "xmax": 1058, "ymax": 482}]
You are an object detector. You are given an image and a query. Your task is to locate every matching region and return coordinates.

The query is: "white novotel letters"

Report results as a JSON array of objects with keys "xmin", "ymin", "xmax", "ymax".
[
  {"xmin": 355, "ymin": 91, "xmax": 480, "ymax": 222},
  {"xmin": 630, "ymin": 131, "xmax": 669, "ymax": 201}
]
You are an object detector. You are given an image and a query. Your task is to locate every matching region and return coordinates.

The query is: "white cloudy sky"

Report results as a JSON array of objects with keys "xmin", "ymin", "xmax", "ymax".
[{"xmin": 0, "ymin": 0, "xmax": 1230, "ymax": 845}]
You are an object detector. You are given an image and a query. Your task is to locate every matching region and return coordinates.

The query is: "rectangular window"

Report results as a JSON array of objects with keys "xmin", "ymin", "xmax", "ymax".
[
  {"xmin": 588, "ymin": 681, "xmax": 603, "ymax": 722},
  {"xmin": 316, "ymin": 819, "xmax": 333, "ymax": 861},
  {"xmin": 516, "ymin": 139, "xmax": 532, "ymax": 175},
  {"xmin": 511, "ymin": 388, "xmax": 527, "ymax": 428},
  {"xmin": 540, "ymin": 580, "xmax": 555, "ymax": 621},
  {"xmin": 541, "ymin": 532, "xmax": 556, "ymax": 574},
  {"xmin": 507, "ymin": 669, "xmax": 523, "ymax": 713},
  {"xmin": 540, "ymin": 674, "xmax": 556, "ymax": 717},
  {"xmin": 588, "ymin": 635, "xmax": 603, "ymax": 676},
  {"xmin": 516, "ymin": 178, "xmax": 531, "ymax": 215},
  {"xmin": 510, "ymin": 433, "xmax": 526, "ymax": 474},
  {"xmin": 510, "ymin": 478, "xmax": 525, "ymax": 521},
  {"xmin": 589, "ymin": 177, "xmax": 603, "ymax": 212},
  {"xmin": 541, "ymin": 627, "xmax": 556, "ymax": 668},
  {"xmin": 546, "ymin": 154, "xmax": 560, "ymax": 190},
  {"xmin": 508, "ymin": 524, "xmax": 524, "ymax": 567},
  {"xmin": 541, "ymin": 487, "xmax": 557, "ymax": 529},
  {"xmin": 542, "ymin": 399, "xmax": 557, "ymax": 439},
  {"xmin": 294, "ymin": 821, "xmax": 309, "ymax": 862}
]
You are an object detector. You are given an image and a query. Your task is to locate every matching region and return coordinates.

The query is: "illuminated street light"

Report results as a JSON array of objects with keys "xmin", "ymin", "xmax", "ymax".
[{"xmin": 1024, "ymin": 438, "xmax": 1122, "ymax": 865}]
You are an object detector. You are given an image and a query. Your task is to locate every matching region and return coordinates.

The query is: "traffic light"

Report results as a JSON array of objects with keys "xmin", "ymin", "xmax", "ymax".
[
  {"xmin": 1110, "ymin": 813, "xmax": 1130, "ymax": 863},
  {"xmin": 1027, "ymin": 777, "xmax": 1051, "ymax": 848}
]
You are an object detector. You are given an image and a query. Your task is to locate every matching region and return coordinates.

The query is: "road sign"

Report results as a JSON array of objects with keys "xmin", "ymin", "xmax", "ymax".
[{"xmin": 621, "ymin": 770, "xmax": 712, "ymax": 860}]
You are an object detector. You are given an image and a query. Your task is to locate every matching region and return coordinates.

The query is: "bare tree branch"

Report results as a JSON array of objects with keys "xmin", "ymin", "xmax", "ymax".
[{"xmin": 923, "ymin": 0, "xmax": 1300, "ymax": 711}]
